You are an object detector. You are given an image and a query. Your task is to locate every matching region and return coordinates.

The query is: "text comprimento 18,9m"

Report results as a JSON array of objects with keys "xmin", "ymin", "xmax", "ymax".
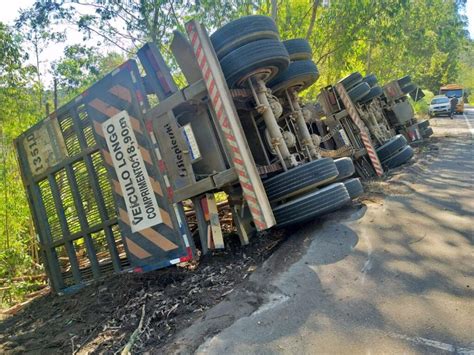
[{"xmin": 103, "ymin": 111, "xmax": 162, "ymax": 232}]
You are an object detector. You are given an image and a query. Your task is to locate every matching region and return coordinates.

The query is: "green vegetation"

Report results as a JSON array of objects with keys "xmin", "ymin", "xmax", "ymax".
[
  {"xmin": 459, "ymin": 41, "xmax": 474, "ymax": 101},
  {"xmin": 0, "ymin": 0, "xmax": 471, "ymax": 306},
  {"xmin": 411, "ymin": 90, "xmax": 435, "ymax": 117}
]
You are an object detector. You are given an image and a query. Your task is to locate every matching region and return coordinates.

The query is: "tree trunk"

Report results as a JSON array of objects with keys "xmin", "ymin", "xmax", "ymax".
[
  {"xmin": 306, "ymin": 0, "xmax": 320, "ymax": 39},
  {"xmin": 2, "ymin": 135, "xmax": 9, "ymax": 249},
  {"xmin": 34, "ymin": 40, "xmax": 43, "ymax": 109},
  {"xmin": 366, "ymin": 40, "xmax": 372, "ymax": 73},
  {"xmin": 150, "ymin": 3, "xmax": 159, "ymax": 44},
  {"xmin": 271, "ymin": 0, "xmax": 278, "ymax": 20}
]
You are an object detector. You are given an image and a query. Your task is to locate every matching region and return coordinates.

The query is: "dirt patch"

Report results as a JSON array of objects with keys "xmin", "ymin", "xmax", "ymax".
[
  {"xmin": 363, "ymin": 138, "xmax": 440, "ymax": 198},
  {"xmin": 0, "ymin": 230, "xmax": 286, "ymax": 354}
]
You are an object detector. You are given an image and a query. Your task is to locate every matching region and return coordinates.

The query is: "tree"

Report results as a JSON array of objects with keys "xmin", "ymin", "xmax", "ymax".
[
  {"xmin": 0, "ymin": 23, "xmax": 24, "ymax": 85},
  {"xmin": 51, "ymin": 45, "xmax": 125, "ymax": 105},
  {"xmin": 458, "ymin": 39, "xmax": 474, "ymax": 101},
  {"xmin": 0, "ymin": 23, "xmax": 44, "ymax": 304},
  {"xmin": 15, "ymin": 2, "xmax": 66, "ymax": 107}
]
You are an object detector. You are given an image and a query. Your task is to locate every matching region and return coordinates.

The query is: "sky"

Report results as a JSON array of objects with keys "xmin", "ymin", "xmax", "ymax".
[
  {"xmin": 1, "ymin": 0, "xmax": 474, "ymax": 85},
  {"xmin": 0, "ymin": 0, "xmax": 116, "ymax": 85},
  {"xmin": 0, "ymin": 1, "xmax": 79, "ymax": 56}
]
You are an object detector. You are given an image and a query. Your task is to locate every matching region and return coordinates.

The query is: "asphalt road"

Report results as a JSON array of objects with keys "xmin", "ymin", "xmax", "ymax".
[{"xmin": 179, "ymin": 109, "xmax": 474, "ymax": 354}]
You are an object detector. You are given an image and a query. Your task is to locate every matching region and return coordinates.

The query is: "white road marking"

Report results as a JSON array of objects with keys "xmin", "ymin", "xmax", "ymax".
[
  {"xmin": 360, "ymin": 232, "xmax": 373, "ymax": 284},
  {"xmin": 387, "ymin": 332, "xmax": 474, "ymax": 354},
  {"xmin": 253, "ymin": 293, "xmax": 290, "ymax": 315},
  {"xmin": 462, "ymin": 111, "xmax": 474, "ymax": 138}
]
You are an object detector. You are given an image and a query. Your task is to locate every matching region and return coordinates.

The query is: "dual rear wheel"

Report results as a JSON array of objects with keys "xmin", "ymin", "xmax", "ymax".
[{"xmin": 212, "ymin": 17, "xmax": 362, "ymax": 227}]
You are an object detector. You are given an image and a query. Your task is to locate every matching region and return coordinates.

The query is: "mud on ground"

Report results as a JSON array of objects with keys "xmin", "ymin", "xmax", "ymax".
[{"xmin": 0, "ymin": 230, "xmax": 285, "ymax": 354}]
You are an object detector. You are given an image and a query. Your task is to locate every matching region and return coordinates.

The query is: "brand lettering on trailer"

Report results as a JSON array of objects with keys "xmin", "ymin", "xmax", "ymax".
[
  {"xmin": 103, "ymin": 110, "xmax": 162, "ymax": 232},
  {"xmin": 164, "ymin": 123, "xmax": 187, "ymax": 177}
]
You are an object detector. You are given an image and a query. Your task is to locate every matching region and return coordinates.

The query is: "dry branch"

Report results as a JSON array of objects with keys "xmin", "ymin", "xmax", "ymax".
[{"xmin": 120, "ymin": 304, "xmax": 146, "ymax": 355}]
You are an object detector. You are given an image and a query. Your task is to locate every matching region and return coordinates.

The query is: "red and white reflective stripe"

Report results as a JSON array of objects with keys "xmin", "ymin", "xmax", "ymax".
[
  {"xmin": 148, "ymin": 122, "xmax": 193, "ymax": 262},
  {"xmin": 170, "ymin": 205, "xmax": 193, "ymax": 264},
  {"xmin": 173, "ymin": 204, "xmax": 190, "ymax": 248},
  {"xmin": 335, "ymin": 83, "xmax": 384, "ymax": 176},
  {"xmin": 185, "ymin": 21, "xmax": 270, "ymax": 231},
  {"xmin": 148, "ymin": 128, "xmax": 174, "ymax": 200}
]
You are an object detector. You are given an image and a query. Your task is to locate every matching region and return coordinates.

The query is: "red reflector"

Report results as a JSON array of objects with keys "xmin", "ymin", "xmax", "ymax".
[
  {"xmin": 146, "ymin": 120, "xmax": 153, "ymax": 133},
  {"xmin": 167, "ymin": 186, "xmax": 174, "ymax": 199},
  {"xmin": 136, "ymin": 89, "xmax": 143, "ymax": 102},
  {"xmin": 133, "ymin": 267, "xmax": 143, "ymax": 273},
  {"xmin": 179, "ymin": 247, "xmax": 193, "ymax": 262}
]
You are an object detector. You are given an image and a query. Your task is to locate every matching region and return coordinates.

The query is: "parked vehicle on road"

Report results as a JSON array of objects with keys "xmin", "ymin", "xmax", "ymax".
[
  {"xmin": 439, "ymin": 84, "xmax": 464, "ymax": 113},
  {"xmin": 429, "ymin": 95, "xmax": 451, "ymax": 117}
]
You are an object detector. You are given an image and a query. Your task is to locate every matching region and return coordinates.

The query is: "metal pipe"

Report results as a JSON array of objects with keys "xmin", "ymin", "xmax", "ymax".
[
  {"xmin": 274, "ymin": 145, "xmax": 288, "ymax": 172},
  {"xmin": 248, "ymin": 78, "xmax": 260, "ymax": 106},
  {"xmin": 287, "ymin": 89, "xmax": 319, "ymax": 159},
  {"xmin": 251, "ymin": 78, "xmax": 292, "ymax": 168}
]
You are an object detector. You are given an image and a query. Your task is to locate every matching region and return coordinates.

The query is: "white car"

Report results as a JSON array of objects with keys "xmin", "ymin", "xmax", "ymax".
[{"xmin": 429, "ymin": 95, "xmax": 451, "ymax": 117}]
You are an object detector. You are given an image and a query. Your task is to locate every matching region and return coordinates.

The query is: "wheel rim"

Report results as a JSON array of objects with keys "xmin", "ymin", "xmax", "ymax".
[{"xmin": 237, "ymin": 67, "xmax": 277, "ymax": 87}]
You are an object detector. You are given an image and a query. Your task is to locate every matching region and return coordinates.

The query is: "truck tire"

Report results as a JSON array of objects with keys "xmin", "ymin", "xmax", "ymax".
[
  {"xmin": 210, "ymin": 15, "xmax": 279, "ymax": 59},
  {"xmin": 382, "ymin": 145, "xmax": 414, "ymax": 169},
  {"xmin": 417, "ymin": 119, "xmax": 430, "ymax": 131},
  {"xmin": 334, "ymin": 157, "xmax": 355, "ymax": 181},
  {"xmin": 268, "ymin": 60, "xmax": 319, "ymax": 94},
  {"xmin": 397, "ymin": 75, "xmax": 411, "ymax": 87},
  {"xmin": 421, "ymin": 127, "xmax": 433, "ymax": 138},
  {"xmin": 219, "ymin": 39, "xmax": 290, "ymax": 88},
  {"xmin": 338, "ymin": 72, "xmax": 363, "ymax": 90},
  {"xmin": 376, "ymin": 134, "xmax": 407, "ymax": 162},
  {"xmin": 348, "ymin": 82, "xmax": 371, "ymax": 103},
  {"xmin": 401, "ymin": 83, "xmax": 417, "ymax": 94},
  {"xmin": 343, "ymin": 178, "xmax": 364, "ymax": 199},
  {"xmin": 363, "ymin": 74, "xmax": 378, "ymax": 87},
  {"xmin": 263, "ymin": 158, "xmax": 338, "ymax": 201},
  {"xmin": 273, "ymin": 183, "xmax": 351, "ymax": 227},
  {"xmin": 359, "ymin": 85, "xmax": 383, "ymax": 103},
  {"xmin": 283, "ymin": 38, "xmax": 312, "ymax": 61}
]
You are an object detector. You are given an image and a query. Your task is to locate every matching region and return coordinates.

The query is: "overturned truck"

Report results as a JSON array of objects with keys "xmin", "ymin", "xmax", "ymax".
[
  {"xmin": 313, "ymin": 72, "xmax": 430, "ymax": 178},
  {"xmin": 15, "ymin": 16, "xmax": 363, "ymax": 293}
]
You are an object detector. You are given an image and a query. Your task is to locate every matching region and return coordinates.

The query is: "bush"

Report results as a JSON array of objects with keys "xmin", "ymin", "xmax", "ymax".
[{"xmin": 410, "ymin": 89, "xmax": 434, "ymax": 117}]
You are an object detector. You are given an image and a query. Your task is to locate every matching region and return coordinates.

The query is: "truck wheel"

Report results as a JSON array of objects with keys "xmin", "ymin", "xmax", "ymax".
[
  {"xmin": 359, "ymin": 85, "xmax": 383, "ymax": 103},
  {"xmin": 210, "ymin": 15, "xmax": 279, "ymax": 59},
  {"xmin": 334, "ymin": 157, "xmax": 355, "ymax": 181},
  {"xmin": 363, "ymin": 74, "xmax": 378, "ymax": 87},
  {"xmin": 347, "ymin": 82, "xmax": 371, "ymax": 103},
  {"xmin": 417, "ymin": 120, "xmax": 430, "ymax": 131},
  {"xmin": 338, "ymin": 72, "xmax": 363, "ymax": 90},
  {"xmin": 273, "ymin": 183, "xmax": 350, "ymax": 227},
  {"xmin": 401, "ymin": 83, "xmax": 417, "ymax": 94},
  {"xmin": 397, "ymin": 75, "xmax": 411, "ymax": 87},
  {"xmin": 283, "ymin": 38, "xmax": 312, "ymax": 61},
  {"xmin": 382, "ymin": 145, "xmax": 414, "ymax": 169},
  {"xmin": 263, "ymin": 158, "xmax": 338, "ymax": 201},
  {"xmin": 376, "ymin": 135, "xmax": 408, "ymax": 162},
  {"xmin": 219, "ymin": 39, "xmax": 290, "ymax": 88},
  {"xmin": 421, "ymin": 127, "xmax": 433, "ymax": 138},
  {"xmin": 268, "ymin": 60, "xmax": 319, "ymax": 94},
  {"xmin": 343, "ymin": 178, "xmax": 364, "ymax": 199}
]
